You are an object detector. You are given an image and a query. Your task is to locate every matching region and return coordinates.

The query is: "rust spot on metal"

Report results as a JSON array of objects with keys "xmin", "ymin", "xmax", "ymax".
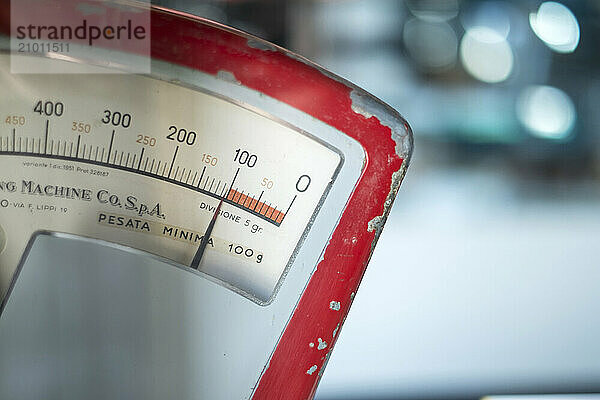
[
  {"xmin": 317, "ymin": 338, "xmax": 327, "ymax": 350},
  {"xmin": 348, "ymin": 88, "xmax": 412, "ymax": 236},
  {"xmin": 349, "ymin": 89, "xmax": 412, "ymax": 159},
  {"xmin": 216, "ymin": 70, "xmax": 241, "ymax": 85},
  {"xmin": 247, "ymin": 38, "xmax": 277, "ymax": 52}
]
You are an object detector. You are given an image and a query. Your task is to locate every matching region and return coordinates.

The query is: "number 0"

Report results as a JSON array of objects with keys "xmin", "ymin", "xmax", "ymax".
[{"xmin": 296, "ymin": 175, "xmax": 311, "ymax": 192}]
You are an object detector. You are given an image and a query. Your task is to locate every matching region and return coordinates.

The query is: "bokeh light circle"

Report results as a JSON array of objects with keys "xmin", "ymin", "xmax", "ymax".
[
  {"xmin": 460, "ymin": 26, "xmax": 514, "ymax": 83},
  {"xmin": 516, "ymin": 85, "xmax": 576, "ymax": 140},
  {"xmin": 529, "ymin": 2, "xmax": 579, "ymax": 53}
]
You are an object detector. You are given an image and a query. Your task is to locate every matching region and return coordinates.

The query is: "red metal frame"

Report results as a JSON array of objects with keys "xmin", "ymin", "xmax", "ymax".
[
  {"xmin": 151, "ymin": 12, "xmax": 410, "ymax": 398},
  {"xmin": 1, "ymin": 3, "xmax": 411, "ymax": 398}
]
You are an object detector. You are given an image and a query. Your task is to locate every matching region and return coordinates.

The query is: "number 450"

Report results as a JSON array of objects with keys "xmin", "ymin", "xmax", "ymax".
[{"xmin": 5, "ymin": 116, "xmax": 25, "ymax": 125}]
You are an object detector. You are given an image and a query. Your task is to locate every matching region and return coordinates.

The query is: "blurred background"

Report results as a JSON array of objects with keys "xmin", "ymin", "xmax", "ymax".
[{"xmin": 153, "ymin": 1, "xmax": 600, "ymax": 399}]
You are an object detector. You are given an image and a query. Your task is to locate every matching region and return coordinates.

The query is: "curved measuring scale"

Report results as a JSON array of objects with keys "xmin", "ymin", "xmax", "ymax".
[{"xmin": 0, "ymin": 2, "xmax": 412, "ymax": 399}]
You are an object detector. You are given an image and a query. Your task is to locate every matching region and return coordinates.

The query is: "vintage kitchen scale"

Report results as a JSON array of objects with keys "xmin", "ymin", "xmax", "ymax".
[{"xmin": 0, "ymin": 1, "xmax": 412, "ymax": 399}]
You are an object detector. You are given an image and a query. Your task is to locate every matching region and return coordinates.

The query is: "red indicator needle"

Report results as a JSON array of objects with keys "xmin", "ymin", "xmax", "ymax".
[{"xmin": 190, "ymin": 197, "xmax": 224, "ymax": 270}]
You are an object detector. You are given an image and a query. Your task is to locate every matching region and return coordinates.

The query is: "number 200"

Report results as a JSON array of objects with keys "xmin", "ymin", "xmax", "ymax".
[{"xmin": 167, "ymin": 125, "xmax": 196, "ymax": 146}]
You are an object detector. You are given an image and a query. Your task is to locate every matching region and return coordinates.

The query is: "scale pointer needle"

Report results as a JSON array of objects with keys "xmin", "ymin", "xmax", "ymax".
[{"xmin": 190, "ymin": 197, "xmax": 224, "ymax": 270}]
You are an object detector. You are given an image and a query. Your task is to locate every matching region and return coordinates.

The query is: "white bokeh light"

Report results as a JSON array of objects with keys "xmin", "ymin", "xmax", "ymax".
[
  {"xmin": 460, "ymin": 26, "xmax": 514, "ymax": 83},
  {"xmin": 516, "ymin": 85, "xmax": 576, "ymax": 140},
  {"xmin": 529, "ymin": 2, "xmax": 580, "ymax": 53}
]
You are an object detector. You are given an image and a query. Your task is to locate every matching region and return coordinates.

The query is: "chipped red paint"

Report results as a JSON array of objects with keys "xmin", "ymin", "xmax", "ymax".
[{"xmin": 149, "ymin": 8, "xmax": 408, "ymax": 400}]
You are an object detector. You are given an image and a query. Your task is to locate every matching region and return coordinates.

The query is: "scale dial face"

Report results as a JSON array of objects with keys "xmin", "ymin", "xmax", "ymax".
[{"xmin": 0, "ymin": 54, "xmax": 342, "ymax": 304}]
